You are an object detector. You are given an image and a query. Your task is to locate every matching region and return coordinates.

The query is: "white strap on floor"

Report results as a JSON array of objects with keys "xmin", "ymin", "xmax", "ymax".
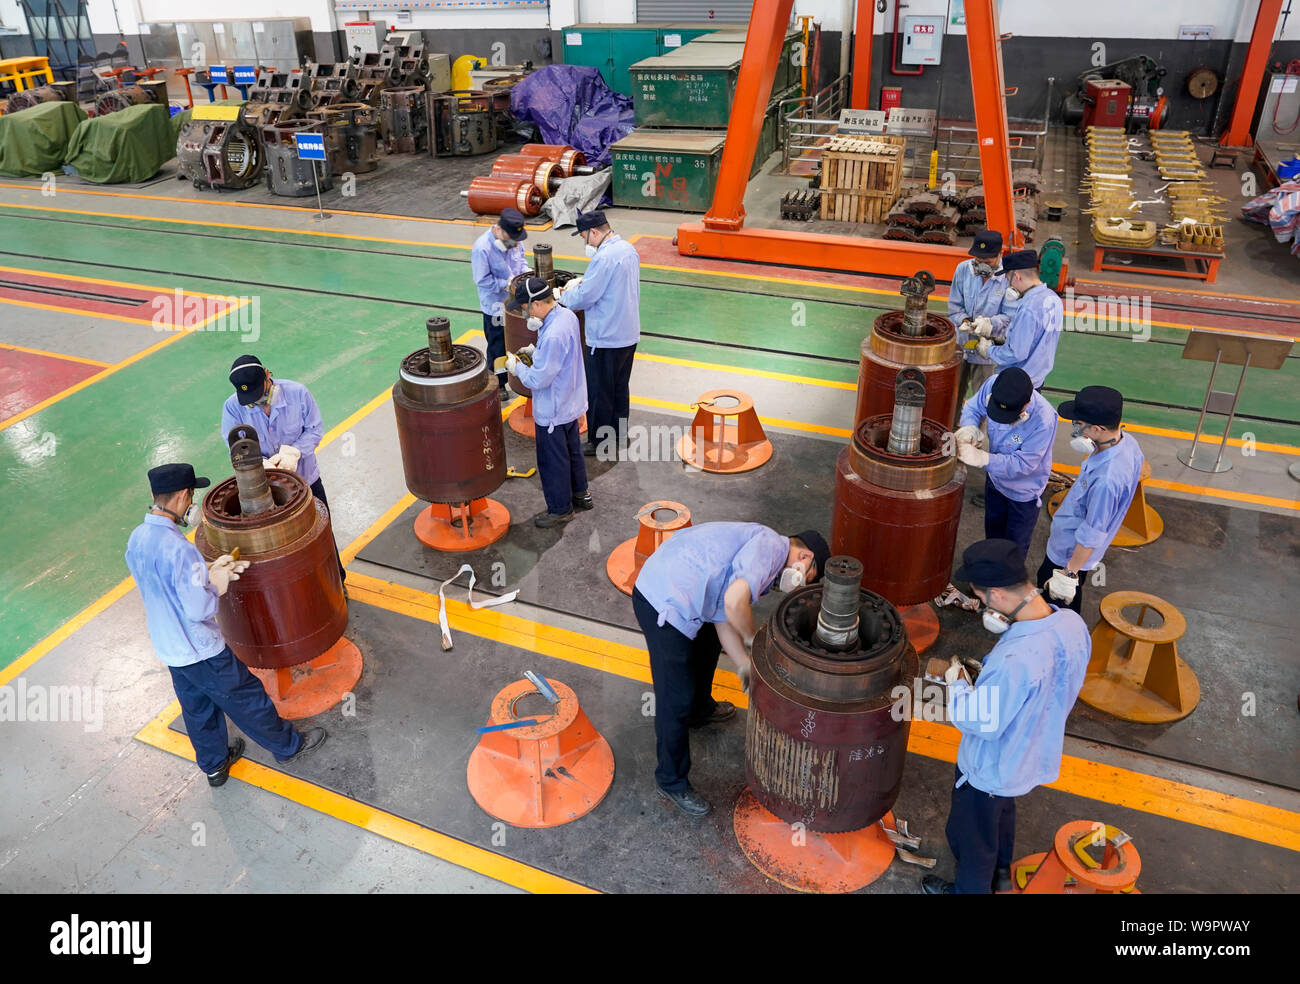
[{"xmin": 438, "ymin": 563, "xmax": 518, "ymax": 651}]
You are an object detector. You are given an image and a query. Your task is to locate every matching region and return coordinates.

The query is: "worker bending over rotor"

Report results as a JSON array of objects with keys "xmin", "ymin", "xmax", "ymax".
[
  {"xmin": 948, "ymin": 230, "xmax": 1020, "ymax": 416},
  {"xmin": 973, "ymin": 249, "xmax": 1062, "ymax": 390},
  {"xmin": 632, "ymin": 523, "xmax": 830, "ymax": 817},
  {"xmin": 471, "ymin": 208, "xmax": 531, "ymax": 401}
]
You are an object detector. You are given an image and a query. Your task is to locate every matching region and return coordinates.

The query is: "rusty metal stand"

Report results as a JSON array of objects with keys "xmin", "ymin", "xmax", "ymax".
[
  {"xmin": 249, "ymin": 637, "xmax": 363, "ymax": 721},
  {"xmin": 676, "ymin": 389, "xmax": 773, "ymax": 473},
  {"xmin": 414, "ymin": 498, "xmax": 510, "ymax": 552},
  {"xmin": 606, "ymin": 501, "xmax": 692, "ymax": 596}
]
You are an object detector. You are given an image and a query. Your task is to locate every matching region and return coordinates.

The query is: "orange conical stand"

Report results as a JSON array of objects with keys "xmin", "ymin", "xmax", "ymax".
[
  {"xmin": 606, "ymin": 501, "xmax": 692, "ymax": 595},
  {"xmin": 249, "ymin": 637, "xmax": 364, "ymax": 721},
  {"xmin": 414, "ymin": 498, "xmax": 510, "ymax": 552},
  {"xmin": 677, "ymin": 389, "xmax": 774, "ymax": 473},
  {"xmin": 1011, "ymin": 821, "xmax": 1142, "ymax": 894},
  {"xmin": 467, "ymin": 677, "xmax": 614, "ymax": 828},
  {"xmin": 900, "ymin": 602, "xmax": 940, "ymax": 655},
  {"xmin": 506, "ymin": 397, "xmax": 588, "ymax": 438},
  {"xmin": 733, "ymin": 788, "xmax": 898, "ymax": 893}
]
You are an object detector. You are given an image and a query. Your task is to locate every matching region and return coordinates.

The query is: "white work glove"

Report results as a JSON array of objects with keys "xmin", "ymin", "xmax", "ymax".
[
  {"xmin": 208, "ymin": 555, "xmax": 250, "ymax": 596},
  {"xmin": 519, "ymin": 344, "xmax": 536, "ymax": 360},
  {"xmin": 972, "ymin": 316, "xmax": 995, "ymax": 338},
  {"xmin": 953, "ymin": 425, "xmax": 985, "ymax": 448},
  {"xmin": 956, "ymin": 443, "xmax": 990, "ymax": 468},
  {"xmin": 267, "ymin": 444, "xmax": 302, "ymax": 473},
  {"xmin": 561, "ymin": 276, "xmax": 583, "ymax": 295},
  {"xmin": 1047, "ymin": 568, "xmax": 1079, "ymax": 605},
  {"xmin": 975, "ymin": 338, "xmax": 994, "ymax": 359},
  {"xmin": 262, "ymin": 458, "xmax": 274, "ymax": 470},
  {"xmin": 505, "ymin": 352, "xmax": 519, "ymax": 375},
  {"xmin": 944, "ymin": 658, "xmax": 969, "ymax": 686}
]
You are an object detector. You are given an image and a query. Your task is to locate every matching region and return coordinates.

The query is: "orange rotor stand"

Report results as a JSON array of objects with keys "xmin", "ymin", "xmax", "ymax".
[
  {"xmin": 606, "ymin": 501, "xmax": 692, "ymax": 595},
  {"xmin": 414, "ymin": 498, "xmax": 510, "ymax": 552}
]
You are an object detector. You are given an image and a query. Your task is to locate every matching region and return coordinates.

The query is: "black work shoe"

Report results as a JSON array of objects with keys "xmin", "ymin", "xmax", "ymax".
[
  {"xmin": 992, "ymin": 866, "xmax": 1013, "ymax": 893},
  {"xmin": 571, "ymin": 492, "xmax": 594, "ymax": 511},
  {"xmin": 688, "ymin": 701, "xmax": 736, "ymax": 727},
  {"xmin": 658, "ymin": 785, "xmax": 712, "ymax": 817},
  {"xmin": 582, "ymin": 443, "xmax": 599, "ymax": 457},
  {"xmin": 533, "ymin": 509, "xmax": 574, "ymax": 529},
  {"xmin": 275, "ymin": 726, "xmax": 326, "ymax": 765},
  {"xmin": 922, "ymin": 875, "xmax": 955, "ymax": 895},
  {"xmin": 207, "ymin": 737, "xmax": 246, "ymax": 787}
]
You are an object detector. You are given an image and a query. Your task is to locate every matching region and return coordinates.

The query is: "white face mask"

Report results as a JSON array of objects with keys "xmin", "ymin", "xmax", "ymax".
[
  {"xmin": 494, "ymin": 237, "xmax": 515, "ymax": 253},
  {"xmin": 981, "ymin": 589, "xmax": 1040, "ymax": 634},
  {"xmin": 1004, "ymin": 278, "xmax": 1021, "ymax": 300},
  {"xmin": 182, "ymin": 501, "xmax": 200, "ymax": 527},
  {"xmin": 526, "ymin": 315, "xmax": 543, "ymax": 332},
  {"xmin": 972, "ymin": 261, "xmax": 994, "ymax": 277},
  {"xmin": 778, "ymin": 566, "xmax": 805, "ymax": 592},
  {"xmin": 584, "ymin": 243, "xmax": 598, "ymax": 259},
  {"xmin": 1069, "ymin": 422, "xmax": 1096, "ymax": 456}
]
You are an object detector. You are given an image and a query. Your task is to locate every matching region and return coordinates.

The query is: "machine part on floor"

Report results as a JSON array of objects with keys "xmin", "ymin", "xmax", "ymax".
[
  {"xmin": 245, "ymin": 72, "xmax": 312, "ymax": 127},
  {"xmin": 262, "ymin": 120, "xmax": 333, "ymax": 198},
  {"xmin": 379, "ymin": 86, "xmax": 430, "ymax": 153},
  {"xmin": 176, "ymin": 103, "xmax": 265, "ymax": 191},
  {"xmin": 303, "ymin": 62, "xmax": 359, "ymax": 110},
  {"xmin": 854, "ymin": 270, "xmax": 960, "ymax": 429},
  {"xmin": 392, "ymin": 316, "xmax": 510, "ymax": 551},
  {"xmin": 4, "ymin": 80, "xmax": 76, "ymax": 113},
  {"xmin": 467, "ymin": 676, "xmax": 615, "ymax": 828},
  {"xmin": 740, "ymin": 564, "xmax": 916, "ymax": 847},
  {"xmin": 676, "ymin": 389, "xmax": 774, "ymax": 473},
  {"xmin": 1043, "ymin": 199, "xmax": 1068, "ymax": 221},
  {"xmin": 833, "ymin": 373, "xmax": 967, "ymax": 609},
  {"xmin": 465, "ymin": 176, "xmax": 544, "ymax": 216},
  {"xmin": 779, "ymin": 189, "xmax": 819, "ymax": 220},
  {"xmin": 312, "ymin": 103, "xmax": 379, "ymax": 174},
  {"xmin": 885, "ymin": 368, "xmax": 925, "ymax": 455},
  {"xmin": 606, "ymin": 501, "xmax": 693, "ymax": 596},
  {"xmin": 1011, "ymin": 821, "xmax": 1141, "ymax": 894},
  {"xmin": 518, "ymin": 142, "xmax": 590, "ymax": 177},
  {"xmin": 195, "ymin": 432, "xmax": 348, "ymax": 672},
  {"xmin": 94, "ymin": 80, "xmax": 168, "ymax": 117},
  {"xmin": 491, "ymin": 152, "xmax": 563, "ymax": 196},
  {"xmin": 429, "ymin": 90, "xmax": 498, "ymax": 156}
]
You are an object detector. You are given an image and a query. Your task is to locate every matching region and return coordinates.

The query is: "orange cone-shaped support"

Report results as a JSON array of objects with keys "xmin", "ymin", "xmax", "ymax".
[
  {"xmin": 733, "ymin": 789, "xmax": 899, "ymax": 893},
  {"xmin": 900, "ymin": 603, "xmax": 941, "ymax": 655},
  {"xmin": 467, "ymin": 676, "xmax": 614, "ymax": 828},
  {"xmin": 677, "ymin": 389, "xmax": 773, "ymax": 473},
  {"xmin": 606, "ymin": 501, "xmax": 692, "ymax": 595},
  {"xmin": 414, "ymin": 498, "xmax": 510, "ymax": 552},
  {"xmin": 1078, "ymin": 591, "xmax": 1200, "ymax": 723},
  {"xmin": 1011, "ymin": 821, "xmax": 1142, "ymax": 894},
  {"xmin": 1048, "ymin": 461, "xmax": 1162, "ymax": 547},
  {"xmin": 506, "ymin": 397, "xmax": 587, "ymax": 439},
  {"xmin": 249, "ymin": 637, "xmax": 364, "ymax": 721}
]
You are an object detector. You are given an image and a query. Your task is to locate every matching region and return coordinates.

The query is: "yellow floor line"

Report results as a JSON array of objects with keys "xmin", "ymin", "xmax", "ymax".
[
  {"xmin": 348, "ymin": 569, "xmax": 1300, "ymax": 853},
  {"xmin": 133, "ymin": 700, "xmax": 593, "ymax": 893},
  {"xmin": 0, "ymin": 342, "xmax": 110, "ymax": 366}
]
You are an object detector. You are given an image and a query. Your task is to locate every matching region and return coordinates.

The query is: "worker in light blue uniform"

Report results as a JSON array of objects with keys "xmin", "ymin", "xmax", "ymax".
[
  {"xmin": 558, "ymin": 211, "xmax": 641, "ymax": 459},
  {"xmin": 471, "ymin": 208, "xmax": 531, "ymax": 400},
  {"xmin": 124, "ymin": 463, "xmax": 325, "ymax": 788},
  {"xmin": 1037, "ymin": 385, "xmax": 1144, "ymax": 615},
  {"xmin": 509, "ymin": 277, "xmax": 591, "ymax": 529},
  {"xmin": 633, "ymin": 524, "xmax": 830, "ymax": 817},
  {"xmin": 974, "ymin": 249, "xmax": 1062, "ymax": 390},
  {"xmin": 954, "ymin": 367, "xmax": 1057, "ymax": 558},
  {"xmin": 948, "ymin": 230, "xmax": 1020, "ymax": 419},
  {"xmin": 922, "ymin": 539, "xmax": 1090, "ymax": 895},
  {"xmin": 221, "ymin": 353, "xmax": 344, "ymax": 582}
]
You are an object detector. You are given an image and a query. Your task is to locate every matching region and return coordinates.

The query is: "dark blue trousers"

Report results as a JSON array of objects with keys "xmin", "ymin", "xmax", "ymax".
[
  {"xmin": 945, "ymin": 765, "xmax": 1017, "ymax": 894},
  {"xmin": 632, "ymin": 588, "xmax": 723, "ymax": 793},
  {"xmin": 583, "ymin": 343, "xmax": 637, "ymax": 450},
  {"xmin": 168, "ymin": 646, "xmax": 300, "ymax": 774},
  {"xmin": 983, "ymin": 476, "xmax": 1040, "ymax": 560},
  {"xmin": 535, "ymin": 418, "xmax": 588, "ymax": 515},
  {"xmin": 482, "ymin": 312, "xmax": 507, "ymax": 392}
]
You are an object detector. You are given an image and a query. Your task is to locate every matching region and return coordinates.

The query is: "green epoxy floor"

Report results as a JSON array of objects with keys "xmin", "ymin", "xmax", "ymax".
[{"xmin": 2, "ymin": 204, "xmax": 1299, "ymax": 668}]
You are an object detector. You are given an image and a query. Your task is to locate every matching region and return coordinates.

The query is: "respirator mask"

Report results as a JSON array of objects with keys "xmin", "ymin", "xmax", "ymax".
[
  {"xmin": 494, "ymin": 237, "xmax": 515, "ymax": 252},
  {"xmin": 526, "ymin": 315, "xmax": 543, "ymax": 332},
  {"xmin": 778, "ymin": 566, "xmax": 806, "ymax": 593},
  {"xmin": 981, "ymin": 588, "xmax": 1040, "ymax": 635},
  {"xmin": 1004, "ymin": 275, "xmax": 1021, "ymax": 301},
  {"xmin": 1069, "ymin": 422, "xmax": 1095, "ymax": 455},
  {"xmin": 972, "ymin": 261, "xmax": 994, "ymax": 277}
]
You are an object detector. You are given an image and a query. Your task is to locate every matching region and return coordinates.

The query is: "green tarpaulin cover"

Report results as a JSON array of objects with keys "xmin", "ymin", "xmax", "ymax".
[
  {"xmin": 63, "ymin": 103, "xmax": 177, "ymax": 184},
  {"xmin": 0, "ymin": 100, "xmax": 87, "ymax": 178}
]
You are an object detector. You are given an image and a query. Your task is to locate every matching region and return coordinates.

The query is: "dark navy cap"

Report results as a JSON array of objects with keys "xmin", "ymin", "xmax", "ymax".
[
  {"xmin": 513, "ymin": 275, "xmax": 553, "ymax": 307},
  {"xmin": 148, "ymin": 463, "xmax": 210, "ymax": 496},
  {"xmin": 1059, "ymin": 385, "xmax": 1123, "ymax": 429},
  {"xmin": 790, "ymin": 529, "xmax": 830, "ymax": 584},
  {"xmin": 229, "ymin": 354, "xmax": 267, "ymax": 406},
  {"xmin": 498, "ymin": 208, "xmax": 528, "ymax": 241},
  {"xmin": 953, "ymin": 539, "xmax": 1028, "ymax": 589},
  {"xmin": 969, "ymin": 230, "xmax": 1003, "ymax": 259},
  {"xmin": 572, "ymin": 210, "xmax": 607, "ymax": 235},
  {"xmin": 1002, "ymin": 249, "xmax": 1039, "ymax": 272},
  {"xmin": 987, "ymin": 367, "xmax": 1033, "ymax": 424}
]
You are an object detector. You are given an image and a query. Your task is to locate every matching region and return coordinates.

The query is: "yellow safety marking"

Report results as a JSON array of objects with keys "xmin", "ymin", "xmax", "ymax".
[
  {"xmin": 633, "ymin": 351, "xmax": 857, "ymax": 391},
  {"xmin": 1053, "ymin": 461, "xmax": 1299, "ymax": 512},
  {"xmin": 0, "ymin": 342, "xmax": 111, "ymax": 366}
]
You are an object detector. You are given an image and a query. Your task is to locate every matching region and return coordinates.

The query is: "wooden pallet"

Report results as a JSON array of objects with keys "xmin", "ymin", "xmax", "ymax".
[{"xmin": 819, "ymin": 136, "xmax": 905, "ymax": 224}]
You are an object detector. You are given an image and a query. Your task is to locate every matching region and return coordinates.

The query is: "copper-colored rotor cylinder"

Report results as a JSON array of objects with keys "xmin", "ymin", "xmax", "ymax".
[
  {"xmin": 855, "ymin": 310, "xmax": 960, "ymax": 430},
  {"xmin": 517, "ymin": 143, "xmax": 587, "ymax": 176},
  {"xmin": 467, "ymin": 175, "xmax": 544, "ymax": 216},
  {"xmin": 491, "ymin": 153, "xmax": 562, "ymax": 196},
  {"xmin": 746, "ymin": 583, "xmax": 916, "ymax": 832}
]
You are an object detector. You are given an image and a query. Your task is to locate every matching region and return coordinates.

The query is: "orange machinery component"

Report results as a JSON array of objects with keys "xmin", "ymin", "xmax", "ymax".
[
  {"xmin": 466, "ymin": 175, "xmax": 544, "ymax": 216},
  {"xmin": 674, "ymin": 0, "xmax": 1020, "ymax": 278},
  {"xmin": 467, "ymin": 676, "xmax": 614, "ymax": 828},
  {"xmin": 491, "ymin": 153, "xmax": 563, "ymax": 196},
  {"xmin": 606, "ymin": 501, "xmax": 692, "ymax": 596},
  {"xmin": 1011, "ymin": 821, "xmax": 1142, "ymax": 894},
  {"xmin": 676, "ymin": 389, "xmax": 773, "ymax": 474},
  {"xmin": 517, "ymin": 142, "xmax": 587, "ymax": 176}
]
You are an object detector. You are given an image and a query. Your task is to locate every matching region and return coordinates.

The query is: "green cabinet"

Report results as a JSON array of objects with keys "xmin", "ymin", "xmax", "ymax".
[
  {"xmin": 610, "ymin": 131, "xmax": 726, "ymax": 213},
  {"xmin": 691, "ymin": 28, "xmax": 802, "ymax": 92},
  {"xmin": 629, "ymin": 45, "xmax": 745, "ymax": 128},
  {"xmin": 561, "ymin": 23, "xmax": 661, "ymax": 98}
]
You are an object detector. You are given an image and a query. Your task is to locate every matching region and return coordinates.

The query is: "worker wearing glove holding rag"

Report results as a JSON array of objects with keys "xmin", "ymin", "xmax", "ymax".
[
  {"xmin": 1036, "ymin": 385, "xmax": 1144, "ymax": 614},
  {"xmin": 974, "ymin": 249, "xmax": 1063, "ymax": 390},
  {"xmin": 954, "ymin": 367, "xmax": 1057, "ymax": 558},
  {"xmin": 125, "ymin": 463, "xmax": 325, "ymax": 789},
  {"xmin": 948, "ymin": 230, "xmax": 1019, "ymax": 419},
  {"xmin": 221, "ymin": 353, "xmax": 344, "ymax": 583}
]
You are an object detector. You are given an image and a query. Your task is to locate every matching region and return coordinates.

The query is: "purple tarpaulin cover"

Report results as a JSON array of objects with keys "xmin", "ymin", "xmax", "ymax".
[{"xmin": 509, "ymin": 65, "xmax": 635, "ymax": 169}]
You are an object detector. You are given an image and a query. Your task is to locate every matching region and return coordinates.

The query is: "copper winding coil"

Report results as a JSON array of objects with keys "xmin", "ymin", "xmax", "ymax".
[
  {"xmin": 467, "ymin": 175, "xmax": 544, "ymax": 216},
  {"xmin": 200, "ymin": 471, "xmax": 317, "ymax": 554},
  {"xmin": 868, "ymin": 311, "xmax": 956, "ymax": 365},
  {"xmin": 848, "ymin": 416, "xmax": 956, "ymax": 492},
  {"xmin": 517, "ymin": 143, "xmax": 586, "ymax": 177},
  {"xmin": 491, "ymin": 154, "xmax": 561, "ymax": 196}
]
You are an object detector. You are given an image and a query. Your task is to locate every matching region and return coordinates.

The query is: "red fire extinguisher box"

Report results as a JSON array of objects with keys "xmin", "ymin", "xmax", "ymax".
[{"xmin": 880, "ymin": 86, "xmax": 903, "ymax": 114}]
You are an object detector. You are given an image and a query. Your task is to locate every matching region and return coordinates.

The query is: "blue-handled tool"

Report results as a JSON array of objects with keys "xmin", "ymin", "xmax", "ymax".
[
  {"xmin": 476, "ymin": 718, "xmax": 541, "ymax": 734},
  {"xmin": 524, "ymin": 670, "xmax": 560, "ymax": 705}
]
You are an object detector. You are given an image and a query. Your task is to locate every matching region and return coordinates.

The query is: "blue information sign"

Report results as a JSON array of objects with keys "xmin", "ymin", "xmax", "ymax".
[
  {"xmin": 294, "ymin": 133, "xmax": 327, "ymax": 161},
  {"xmin": 233, "ymin": 65, "xmax": 257, "ymax": 85},
  {"xmin": 209, "ymin": 65, "xmax": 229, "ymax": 84}
]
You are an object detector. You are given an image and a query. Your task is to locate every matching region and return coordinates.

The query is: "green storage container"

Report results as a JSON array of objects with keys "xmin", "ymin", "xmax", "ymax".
[
  {"xmin": 561, "ymin": 23, "xmax": 662, "ymax": 97},
  {"xmin": 691, "ymin": 27, "xmax": 802, "ymax": 92},
  {"xmin": 610, "ymin": 130, "xmax": 725, "ymax": 213},
  {"xmin": 661, "ymin": 22, "xmax": 729, "ymax": 50},
  {"xmin": 629, "ymin": 45, "xmax": 745, "ymax": 128}
]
